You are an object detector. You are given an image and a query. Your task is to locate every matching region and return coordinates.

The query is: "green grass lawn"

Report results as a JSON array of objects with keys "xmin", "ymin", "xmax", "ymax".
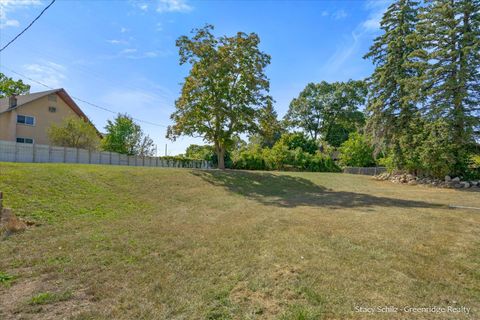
[{"xmin": 0, "ymin": 163, "xmax": 479, "ymax": 319}]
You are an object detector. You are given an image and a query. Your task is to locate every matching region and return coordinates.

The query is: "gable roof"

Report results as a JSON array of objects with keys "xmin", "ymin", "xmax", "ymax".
[
  {"xmin": 0, "ymin": 89, "xmax": 59, "ymax": 114},
  {"xmin": 0, "ymin": 88, "xmax": 101, "ymax": 136}
]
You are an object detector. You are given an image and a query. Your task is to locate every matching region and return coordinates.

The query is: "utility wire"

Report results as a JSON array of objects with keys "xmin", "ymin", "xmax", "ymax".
[
  {"xmin": 2, "ymin": 66, "xmax": 169, "ymax": 128},
  {"xmin": 0, "ymin": 0, "xmax": 56, "ymax": 53}
]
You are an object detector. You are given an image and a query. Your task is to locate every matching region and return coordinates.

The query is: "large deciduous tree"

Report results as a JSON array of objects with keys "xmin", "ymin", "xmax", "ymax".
[
  {"xmin": 47, "ymin": 117, "xmax": 100, "ymax": 150},
  {"xmin": 103, "ymin": 114, "xmax": 156, "ymax": 156},
  {"xmin": 167, "ymin": 25, "xmax": 271, "ymax": 169},
  {"xmin": 0, "ymin": 72, "xmax": 30, "ymax": 98},
  {"xmin": 364, "ymin": 0, "xmax": 422, "ymax": 169},
  {"xmin": 285, "ymin": 80, "xmax": 366, "ymax": 147}
]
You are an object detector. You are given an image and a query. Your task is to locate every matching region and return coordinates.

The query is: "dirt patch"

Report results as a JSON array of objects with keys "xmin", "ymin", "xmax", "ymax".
[
  {"xmin": 229, "ymin": 265, "xmax": 303, "ymax": 317},
  {"xmin": 0, "ymin": 276, "xmax": 94, "ymax": 320},
  {"xmin": 230, "ymin": 281, "xmax": 281, "ymax": 317}
]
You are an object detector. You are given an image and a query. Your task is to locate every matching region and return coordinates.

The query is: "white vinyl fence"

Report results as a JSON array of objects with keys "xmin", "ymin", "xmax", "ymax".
[{"xmin": 0, "ymin": 140, "xmax": 212, "ymax": 169}]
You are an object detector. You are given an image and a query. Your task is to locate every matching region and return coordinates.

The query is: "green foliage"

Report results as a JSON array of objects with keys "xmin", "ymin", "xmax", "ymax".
[
  {"xmin": 468, "ymin": 154, "xmax": 480, "ymax": 179},
  {"xmin": 364, "ymin": 0, "xmax": 421, "ymax": 169},
  {"xmin": 102, "ymin": 114, "xmax": 155, "ymax": 156},
  {"xmin": 365, "ymin": 0, "xmax": 480, "ymax": 178},
  {"xmin": 185, "ymin": 144, "xmax": 216, "ymax": 161},
  {"xmin": 231, "ymin": 133, "xmax": 339, "ymax": 172},
  {"xmin": 0, "ymin": 272, "xmax": 15, "ymax": 286},
  {"xmin": 277, "ymin": 132, "xmax": 318, "ymax": 155},
  {"xmin": 253, "ymin": 99, "xmax": 285, "ymax": 148},
  {"xmin": 285, "ymin": 80, "xmax": 366, "ymax": 147},
  {"xmin": 47, "ymin": 116, "xmax": 100, "ymax": 150},
  {"xmin": 413, "ymin": 0, "xmax": 480, "ymax": 176},
  {"xmin": 338, "ymin": 133, "xmax": 376, "ymax": 167},
  {"xmin": 0, "ymin": 72, "xmax": 30, "ymax": 98},
  {"xmin": 28, "ymin": 291, "xmax": 73, "ymax": 305},
  {"xmin": 167, "ymin": 24, "xmax": 272, "ymax": 169}
]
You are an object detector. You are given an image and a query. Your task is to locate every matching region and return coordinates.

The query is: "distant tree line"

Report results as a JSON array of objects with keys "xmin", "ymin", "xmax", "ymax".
[{"xmin": 172, "ymin": 1, "xmax": 479, "ymax": 178}]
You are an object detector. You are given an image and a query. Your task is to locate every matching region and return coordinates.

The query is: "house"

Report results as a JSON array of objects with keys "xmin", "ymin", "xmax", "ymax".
[{"xmin": 0, "ymin": 88, "xmax": 98, "ymax": 145}]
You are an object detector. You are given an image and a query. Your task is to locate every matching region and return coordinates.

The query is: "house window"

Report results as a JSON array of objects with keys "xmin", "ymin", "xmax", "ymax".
[
  {"xmin": 16, "ymin": 137, "xmax": 34, "ymax": 144},
  {"xmin": 17, "ymin": 115, "xmax": 35, "ymax": 126},
  {"xmin": 48, "ymin": 94, "xmax": 57, "ymax": 102},
  {"xmin": 49, "ymin": 106, "xmax": 57, "ymax": 113}
]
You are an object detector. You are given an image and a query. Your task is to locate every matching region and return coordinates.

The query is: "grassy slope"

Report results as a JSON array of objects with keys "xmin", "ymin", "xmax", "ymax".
[{"xmin": 0, "ymin": 163, "xmax": 479, "ymax": 319}]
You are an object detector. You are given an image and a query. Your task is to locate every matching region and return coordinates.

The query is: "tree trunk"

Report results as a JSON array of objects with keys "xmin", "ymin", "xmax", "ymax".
[{"xmin": 216, "ymin": 144, "xmax": 226, "ymax": 170}]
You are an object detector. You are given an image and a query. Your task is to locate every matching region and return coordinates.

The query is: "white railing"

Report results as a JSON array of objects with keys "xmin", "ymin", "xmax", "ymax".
[{"xmin": 0, "ymin": 140, "xmax": 212, "ymax": 169}]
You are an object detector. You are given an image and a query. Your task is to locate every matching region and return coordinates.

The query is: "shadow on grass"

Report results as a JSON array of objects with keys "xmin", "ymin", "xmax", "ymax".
[{"xmin": 191, "ymin": 170, "xmax": 443, "ymax": 209}]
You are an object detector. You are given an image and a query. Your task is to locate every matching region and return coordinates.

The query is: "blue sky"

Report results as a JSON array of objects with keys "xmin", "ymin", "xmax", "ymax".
[{"xmin": 0, "ymin": 0, "xmax": 390, "ymax": 155}]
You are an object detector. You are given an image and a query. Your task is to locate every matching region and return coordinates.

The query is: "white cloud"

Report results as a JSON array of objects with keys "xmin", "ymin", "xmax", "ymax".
[
  {"xmin": 107, "ymin": 39, "xmax": 129, "ymax": 45},
  {"xmin": 321, "ymin": 0, "xmax": 392, "ymax": 78},
  {"xmin": 362, "ymin": 0, "xmax": 391, "ymax": 31},
  {"xmin": 23, "ymin": 61, "xmax": 67, "ymax": 89},
  {"xmin": 333, "ymin": 9, "xmax": 347, "ymax": 20},
  {"xmin": 120, "ymin": 27, "xmax": 129, "ymax": 33},
  {"xmin": 156, "ymin": 0, "xmax": 192, "ymax": 13},
  {"xmin": 121, "ymin": 48, "xmax": 138, "ymax": 54},
  {"xmin": 139, "ymin": 3, "xmax": 148, "ymax": 11},
  {"xmin": 0, "ymin": 0, "xmax": 41, "ymax": 29}
]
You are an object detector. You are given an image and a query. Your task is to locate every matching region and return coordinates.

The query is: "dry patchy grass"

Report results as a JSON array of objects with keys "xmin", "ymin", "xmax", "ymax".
[{"xmin": 0, "ymin": 163, "xmax": 479, "ymax": 319}]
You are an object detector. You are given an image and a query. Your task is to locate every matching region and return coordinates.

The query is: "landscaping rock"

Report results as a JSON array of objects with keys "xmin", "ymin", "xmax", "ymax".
[
  {"xmin": 452, "ymin": 177, "xmax": 461, "ymax": 182},
  {"xmin": 445, "ymin": 175, "xmax": 451, "ymax": 182},
  {"xmin": 471, "ymin": 181, "xmax": 478, "ymax": 186},
  {"xmin": 460, "ymin": 182, "xmax": 470, "ymax": 188}
]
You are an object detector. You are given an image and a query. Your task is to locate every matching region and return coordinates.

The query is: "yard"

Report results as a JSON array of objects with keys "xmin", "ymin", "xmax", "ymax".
[{"xmin": 0, "ymin": 163, "xmax": 479, "ymax": 319}]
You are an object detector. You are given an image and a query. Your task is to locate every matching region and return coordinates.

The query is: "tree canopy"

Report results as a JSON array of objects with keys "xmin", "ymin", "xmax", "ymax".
[
  {"xmin": 285, "ymin": 80, "xmax": 366, "ymax": 147},
  {"xmin": 167, "ymin": 24, "xmax": 271, "ymax": 169},
  {"xmin": 47, "ymin": 117, "xmax": 100, "ymax": 150},
  {"xmin": 103, "ymin": 114, "xmax": 156, "ymax": 156},
  {"xmin": 0, "ymin": 72, "xmax": 30, "ymax": 98}
]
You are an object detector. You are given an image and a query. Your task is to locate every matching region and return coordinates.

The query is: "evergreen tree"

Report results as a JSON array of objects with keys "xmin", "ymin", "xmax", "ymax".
[
  {"xmin": 416, "ymin": 0, "xmax": 480, "ymax": 174},
  {"xmin": 364, "ymin": 0, "xmax": 422, "ymax": 169}
]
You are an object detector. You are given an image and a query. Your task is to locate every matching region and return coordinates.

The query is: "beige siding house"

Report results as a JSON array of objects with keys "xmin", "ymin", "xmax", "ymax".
[{"xmin": 0, "ymin": 89, "xmax": 98, "ymax": 145}]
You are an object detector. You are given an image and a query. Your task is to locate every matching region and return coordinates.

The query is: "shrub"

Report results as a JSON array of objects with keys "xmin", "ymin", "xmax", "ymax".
[
  {"xmin": 231, "ymin": 146, "xmax": 340, "ymax": 172},
  {"xmin": 338, "ymin": 133, "xmax": 375, "ymax": 167},
  {"xmin": 278, "ymin": 132, "xmax": 318, "ymax": 154}
]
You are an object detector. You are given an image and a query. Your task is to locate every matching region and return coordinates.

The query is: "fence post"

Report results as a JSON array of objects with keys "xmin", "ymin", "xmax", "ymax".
[
  {"xmin": 14, "ymin": 142, "xmax": 18, "ymax": 162},
  {"xmin": 32, "ymin": 143, "xmax": 36, "ymax": 163},
  {"xmin": 63, "ymin": 147, "xmax": 67, "ymax": 163},
  {"xmin": 76, "ymin": 147, "xmax": 80, "ymax": 164},
  {"xmin": 88, "ymin": 149, "xmax": 91, "ymax": 164},
  {"xmin": 48, "ymin": 145, "xmax": 52, "ymax": 163},
  {"xmin": 109, "ymin": 152, "xmax": 112, "ymax": 165}
]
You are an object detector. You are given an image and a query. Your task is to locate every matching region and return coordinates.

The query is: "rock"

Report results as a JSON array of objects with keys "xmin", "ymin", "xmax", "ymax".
[
  {"xmin": 408, "ymin": 180, "xmax": 417, "ymax": 185},
  {"xmin": 452, "ymin": 177, "xmax": 461, "ymax": 182},
  {"xmin": 460, "ymin": 181, "xmax": 470, "ymax": 188},
  {"xmin": 454, "ymin": 184, "xmax": 462, "ymax": 189},
  {"xmin": 445, "ymin": 175, "xmax": 452, "ymax": 182},
  {"xmin": 471, "ymin": 181, "xmax": 478, "ymax": 186},
  {"xmin": 406, "ymin": 174, "xmax": 415, "ymax": 181}
]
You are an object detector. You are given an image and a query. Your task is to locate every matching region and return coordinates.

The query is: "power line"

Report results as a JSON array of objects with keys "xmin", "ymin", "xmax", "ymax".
[
  {"xmin": 2, "ymin": 66, "xmax": 169, "ymax": 128},
  {"xmin": 0, "ymin": 0, "xmax": 56, "ymax": 53}
]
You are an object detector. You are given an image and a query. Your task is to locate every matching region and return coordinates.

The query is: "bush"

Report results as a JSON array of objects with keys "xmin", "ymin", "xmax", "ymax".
[
  {"xmin": 338, "ymin": 133, "xmax": 375, "ymax": 167},
  {"xmin": 231, "ymin": 145, "xmax": 340, "ymax": 172},
  {"xmin": 277, "ymin": 132, "xmax": 318, "ymax": 154}
]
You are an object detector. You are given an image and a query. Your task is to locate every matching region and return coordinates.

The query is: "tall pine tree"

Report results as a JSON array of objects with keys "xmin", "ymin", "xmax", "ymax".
[
  {"xmin": 364, "ymin": 0, "xmax": 422, "ymax": 171},
  {"xmin": 416, "ymin": 0, "xmax": 480, "ymax": 175}
]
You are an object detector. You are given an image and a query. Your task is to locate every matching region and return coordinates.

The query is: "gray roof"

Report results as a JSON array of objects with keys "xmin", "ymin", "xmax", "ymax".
[{"xmin": 0, "ymin": 89, "xmax": 61, "ymax": 114}]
